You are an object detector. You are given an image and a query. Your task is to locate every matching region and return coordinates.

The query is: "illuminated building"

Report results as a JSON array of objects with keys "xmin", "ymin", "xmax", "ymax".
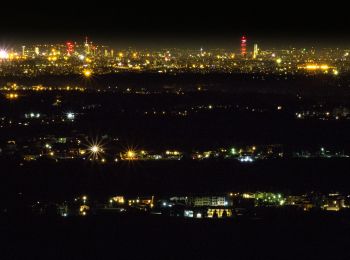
[
  {"xmin": 253, "ymin": 43, "xmax": 258, "ymax": 59},
  {"xmin": 207, "ymin": 208, "xmax": 232, "ymax": 218},
  {"xmin": 84, "ymin": 36, "xmax": 90, "ymax": 55},
  {"xmin": 128, "ymin": 196, "xmax": 154, "ymax": 208},
  {"xmin": 66, "ymin": 42, "xmax": 74, "ymax": 56},
  {"xmin": 6, "ymin": 93, "xmax": 18, "ymax": 99},
  {"xmin": 35, "ymin": 47, "xmax": 40, "ymax": 55},
  {"xmin": 22, "ymin": 46, "xmax": 26, "ymax": 57},
  {"xmin": 111, "ymin": 196, "xmax": 125, "ymax": 204},
  {"xmin": 191, "ymin": 196, "xmax": 228, "ymax": 207},
  {"xmin": 241, "ymin": 35, "xmax": 247, "ymax": 57}
]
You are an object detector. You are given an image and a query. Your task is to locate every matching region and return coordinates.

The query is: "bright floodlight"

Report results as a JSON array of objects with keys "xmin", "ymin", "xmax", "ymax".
[
  {"xmin": 91, "ymin": 145, "xmax": 99, "ymax": 153},
  {"xmin": 127, "ymin": 150, "xmax": 135, "ymax": 158},
  {"xmin": 66, "ymin": 112, "xmax": 75, "ymax": 120},
  {"xmin": 86, "ymin": 138, "xmax": 105, "ymax": 160},
  {"xmin": 0, "ymin": 50, "xmax": 9, "ymax": 59},
  {"xmin": 83, "ymin": 69, "xmax": 92, "ymax": 77}
]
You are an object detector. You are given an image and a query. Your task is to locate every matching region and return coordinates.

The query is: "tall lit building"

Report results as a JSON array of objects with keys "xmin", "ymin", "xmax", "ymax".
[
  {"xmin": 66, "ymin": 42, "xmax": 74, "ymax": 56},
  {"xmin": 253, "ymin": 43, "xmax": 259, "ymax": 59},
  {"xmin": 22, "ymin": 46, "xmax": 26, "ymax": 57},
  {"xmin": 84, "ymin": 37, "xmax": 90, "ymax": 55},
  {"xmin": 241, "ymin": 36, "xmax": 247, "ymax": 57},
  {"xmin": 34, "ymin": 47, "xmax": 40, "ymax": 56}
]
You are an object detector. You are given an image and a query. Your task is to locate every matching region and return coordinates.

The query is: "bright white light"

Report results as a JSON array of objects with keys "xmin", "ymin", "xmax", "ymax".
[
  {"xmin": 86, "ymin": 138, "xmax": 105, "ymax": 160},
  {"xmin": 79, "ymin": 55, "xmax": 85, "ymax": 60},
  {"xmin": 66, "ymin": 112, "xmax": 75, "ymax": 120},
  {"xmin": 0, "ymin": 50, "xmax": 9, "ymax": 59},
  {"xmin": 91, "ymin": 145, "xmax": 99, "ymax": 153},
  {"xmin": 238, "ymin": 156, "xmax": 254, "ymax": 163}
]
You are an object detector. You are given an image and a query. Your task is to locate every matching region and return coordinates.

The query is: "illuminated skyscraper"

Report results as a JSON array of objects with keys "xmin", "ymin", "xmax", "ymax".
[
  {"xmin": 66, "ymin": 42, "xmax": 74, "ymax": 56},
  {"xmin": 241, "ymin": 36, "xmax": 247, "ymax": 57},
  {"xmin": 34, "ymin": 47, "xmax": 40, "ymax": 56},
  {"xmin": 84, "ymin": 37, "xmax": 90, "ymax": 55},
  {"xmin": 22, "ymin": 46, "xmax": 26, "ymax": 57},
  {"xmin": 253, "ymin": 43, "xmax": 259, "ymax": 59}
]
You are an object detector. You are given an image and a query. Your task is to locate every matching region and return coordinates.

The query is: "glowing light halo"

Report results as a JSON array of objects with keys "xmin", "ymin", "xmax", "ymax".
[
  {"xmin": 0, "ymin": 49, "xmax": 9, "ymax": 59},
  {"xmin": 85, "ymin": 138, "xmax": 106, "ymax": 160}
]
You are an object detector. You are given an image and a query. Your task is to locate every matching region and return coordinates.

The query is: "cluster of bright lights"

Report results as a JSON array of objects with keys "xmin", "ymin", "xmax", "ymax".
[
  {"xmin": 238, "ymin": 156, "xmax": 254, "ymax": 163},
  {"xmin": 303, "ymin": 64, "xmax": 330, "ymax": 70},
  {"xmin": 6, "ymin": 93, "xmax": 18, "ymax": 99}
]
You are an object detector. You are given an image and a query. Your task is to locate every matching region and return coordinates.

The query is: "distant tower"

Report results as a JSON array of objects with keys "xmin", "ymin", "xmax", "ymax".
[
  {"xmin": 84, "ymin": 37, "xmax": 90, "ymax": 55},
  {"xmin": 253, "ymin": 43, "xmax": 259, "ymax": 59},
  {"xmin": 241, "ymin": 36, "xmax": 247, "ymax": 57},
  {"xmin": 22, "ymin": 46, "xmax": 26, "ymax": 57},
  {"xmin": 35, "ymin": 47, "xmax": 40, "ymax": 56},
  {"xmin": 111, "ymin": 50, "xmax": 114, "ymax": 58},
  {"xmin": 66, "ymin": 42, "xmax": 74, "ymax": 56}
]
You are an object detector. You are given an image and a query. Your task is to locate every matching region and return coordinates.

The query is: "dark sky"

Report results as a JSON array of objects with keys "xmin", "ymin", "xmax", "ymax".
[{"xmin": 0, "ymin": 1, "xmax": 349, "ymax": 48}]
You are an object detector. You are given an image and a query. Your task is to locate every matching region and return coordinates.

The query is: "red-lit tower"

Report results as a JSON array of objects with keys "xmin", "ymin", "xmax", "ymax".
[
  {"xmin": 66, "ymin": 42, "xmax": 74, "ymax": 56},
  {"xmin": 241, "ymin": 36, "xmax": 247, "ymax": 57}
]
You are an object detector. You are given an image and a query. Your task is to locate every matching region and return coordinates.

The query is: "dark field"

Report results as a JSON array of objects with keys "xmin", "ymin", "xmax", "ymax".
[
  {"xmin": 2, "ymin": 159, "xmax": 350, "ymax": 202},
  {"xmin": 2, "ymin": 212, "xmax": 350, "ymax": 259}
]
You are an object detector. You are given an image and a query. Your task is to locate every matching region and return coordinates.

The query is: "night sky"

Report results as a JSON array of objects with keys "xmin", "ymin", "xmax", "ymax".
[{"xmin": 0, "ymin": 1, "xmax": 349, "ymax": 48}]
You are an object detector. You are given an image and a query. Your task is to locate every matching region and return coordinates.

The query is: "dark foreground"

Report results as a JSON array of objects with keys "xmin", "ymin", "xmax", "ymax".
[{"xmin": 1, "ymin": 213, "xmax": 350, "ymax": 259}]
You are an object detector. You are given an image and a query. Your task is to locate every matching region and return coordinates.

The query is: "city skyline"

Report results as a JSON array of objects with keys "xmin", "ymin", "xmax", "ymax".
[{"xmin": 3, "ymin": 34, "xmax": 350, "ymax": 50}]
